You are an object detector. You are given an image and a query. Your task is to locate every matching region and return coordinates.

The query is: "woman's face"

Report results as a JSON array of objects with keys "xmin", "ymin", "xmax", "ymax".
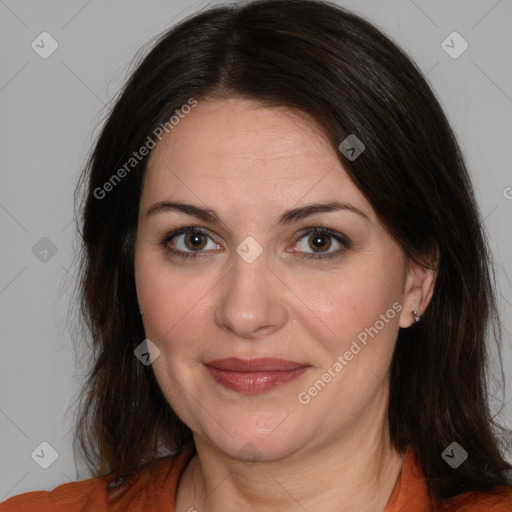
[{"xmin": 134, "ymin": 97, "xmax": 433, "ymax": 461}]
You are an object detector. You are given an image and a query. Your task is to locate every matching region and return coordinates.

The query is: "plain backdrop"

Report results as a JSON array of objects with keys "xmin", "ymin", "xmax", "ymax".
[{"xmin": 1, "ymin": 0, "xmax": 511, "ymax": 499}]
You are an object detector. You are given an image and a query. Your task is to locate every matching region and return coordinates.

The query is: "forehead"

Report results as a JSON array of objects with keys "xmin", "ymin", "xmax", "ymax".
[{"xmin": 140, "ymin": 98, "xmax": 373, "ymax": 221}]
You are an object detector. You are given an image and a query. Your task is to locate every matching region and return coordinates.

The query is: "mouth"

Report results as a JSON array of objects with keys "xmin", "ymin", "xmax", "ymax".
[{"xmin": 203, "ymin": 357, "xmax": 311, "ymax": 394}]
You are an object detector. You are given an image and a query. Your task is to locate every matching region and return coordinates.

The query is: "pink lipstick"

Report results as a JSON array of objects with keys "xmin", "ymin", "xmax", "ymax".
[{"xmin": 203, "ymin": 357, "xmax": 310, "ymax": 393}]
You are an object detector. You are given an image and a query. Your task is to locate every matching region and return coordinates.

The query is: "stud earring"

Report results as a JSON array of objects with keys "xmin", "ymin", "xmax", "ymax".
[
  {"xmin": 139, "ymin": 307, "xmax": 143, "ymax": 316},
  {"xmin": 412, "ymin": 310, "xmax": 421, "ymax": 323}
]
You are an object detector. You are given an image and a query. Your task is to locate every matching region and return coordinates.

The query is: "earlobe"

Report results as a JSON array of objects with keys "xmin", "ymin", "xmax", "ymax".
[
  {"xmin": 399, "ymin": 255, "xmax": 437, "ymax": 329},
  {"xmin": 411, "ymin": 310, "xmax": 421, "ymax": 323}
]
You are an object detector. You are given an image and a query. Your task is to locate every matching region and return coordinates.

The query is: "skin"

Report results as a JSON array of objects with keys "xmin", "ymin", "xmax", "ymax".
[{"xmin": 134, "ymin": 97, "xmax": 436, "ymax": 512}]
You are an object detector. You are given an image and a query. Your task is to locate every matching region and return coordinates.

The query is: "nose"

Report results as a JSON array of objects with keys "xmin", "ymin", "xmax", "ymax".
[{"xmin": 214, "ymin": 248, "xmax": 288, "ymax": 339}]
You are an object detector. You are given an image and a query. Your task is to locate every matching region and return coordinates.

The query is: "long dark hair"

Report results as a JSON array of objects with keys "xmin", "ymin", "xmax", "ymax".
[{"xmin": 72, "ymin": 0, "xmax": 512, "ymax": 499}]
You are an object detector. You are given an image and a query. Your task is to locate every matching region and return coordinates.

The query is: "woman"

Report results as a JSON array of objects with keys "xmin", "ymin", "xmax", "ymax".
[{"xmin": 2, "ymin": 0, "xmax": 511, "ymax": 510}]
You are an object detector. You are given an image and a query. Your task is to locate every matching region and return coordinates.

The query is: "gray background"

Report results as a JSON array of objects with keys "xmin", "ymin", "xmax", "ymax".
[{"xmin": 1, "ymin": 0, "xmax": 511, "ymax": 499}]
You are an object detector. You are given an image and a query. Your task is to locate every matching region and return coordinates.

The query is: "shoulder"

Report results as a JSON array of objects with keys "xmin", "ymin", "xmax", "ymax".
[
  {"xmin": 439, "ymin": 485, "xmax": 512, "ymax": 511},
  {"xmin": 388, "ymin": 445, "xmax": 512, "ymax": 512},
  {"xmin": 0, "ymin": 473, "xmax": 111, "ymax": 512},
  {"xmin": 0, "ymin": 443, "xmax": 195, "ymax": 512}
]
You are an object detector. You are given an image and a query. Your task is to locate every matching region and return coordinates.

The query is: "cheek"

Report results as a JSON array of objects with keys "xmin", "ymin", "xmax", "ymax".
[
  {"xmin": 299, "ymin": 255, "xmax": 404, "ymax": 364},
  {"xmin": 138, "ymin": 273, "xmax": 199, "ymax": 340},
  {"xmin": 134, "ymin": 251, "xmax": 217, "ymax": 360}
]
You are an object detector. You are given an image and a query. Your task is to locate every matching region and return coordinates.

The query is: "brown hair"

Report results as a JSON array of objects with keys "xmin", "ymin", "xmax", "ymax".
[{"xmin": 72, "ymin": 0, "xmax": 512, "ymax": 499}]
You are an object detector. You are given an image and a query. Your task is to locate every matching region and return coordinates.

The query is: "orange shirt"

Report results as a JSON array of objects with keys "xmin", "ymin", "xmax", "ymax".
[{"xmin": 1, "ymin": 443, "xmax": 512, "ymax": 511}]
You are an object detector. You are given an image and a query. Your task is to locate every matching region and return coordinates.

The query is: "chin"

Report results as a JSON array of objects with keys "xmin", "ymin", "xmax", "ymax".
[{"xmin": 197, "ymin": 414, "xmax": 312, "ymax": 463}]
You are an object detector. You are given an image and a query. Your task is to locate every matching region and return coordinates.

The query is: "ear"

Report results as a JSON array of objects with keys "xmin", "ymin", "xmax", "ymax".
[{"xmin": 398, "ymin": 250, "xmax": 438, "ymax": 328}]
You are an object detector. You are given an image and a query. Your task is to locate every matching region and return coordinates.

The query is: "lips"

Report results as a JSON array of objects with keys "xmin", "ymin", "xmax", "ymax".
[
  {"xmin": 203, "ymin": 357, "xmax": 311, "ymax": 393},
  {"xmin": 203, "ymin": 357, "xmax": 307, "ymax": 372}
]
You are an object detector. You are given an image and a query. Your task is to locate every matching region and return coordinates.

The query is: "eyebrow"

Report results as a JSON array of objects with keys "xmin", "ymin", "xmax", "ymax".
[{"xmin": 145, "ymin": 200, "xmax": 370, "ymax": 226}]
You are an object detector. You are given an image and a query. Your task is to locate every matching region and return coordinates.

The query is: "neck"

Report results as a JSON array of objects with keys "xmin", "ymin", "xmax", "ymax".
[{"xmin": 175, "ymin": 417, "xmax": 404, "ymax": 512}]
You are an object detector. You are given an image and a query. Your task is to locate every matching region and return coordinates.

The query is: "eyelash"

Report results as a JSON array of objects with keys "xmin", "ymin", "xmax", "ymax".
[{"xmin": 160, "ymin": 226, "xmax": 350, "ymax": 261}]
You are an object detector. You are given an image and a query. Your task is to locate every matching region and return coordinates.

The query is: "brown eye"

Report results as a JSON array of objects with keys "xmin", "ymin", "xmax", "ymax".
[
  {"xmin": 294, "ymin": 227, "xmax": 349, "ymax": 260},
  {"xmin": 183, "ymin": 231, "xmax": 208, "ymax": 251},
  {"xmin": 162, "ymin": 227, "xmax": 220, "ymax": 260},
  {"xmin": 308, "ymin": 232, "xmax": 332, "ymax": 253}
]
